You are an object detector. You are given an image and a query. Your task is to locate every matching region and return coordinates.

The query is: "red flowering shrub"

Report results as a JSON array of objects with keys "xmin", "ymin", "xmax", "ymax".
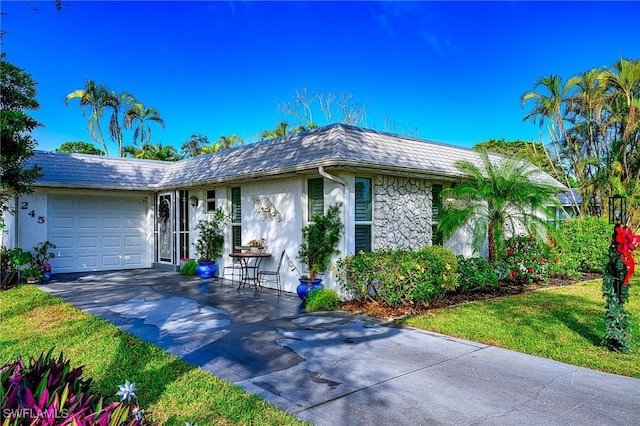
[{"xmin": 498, "ymin": 235, "xmax": 577, "ymax": 284}]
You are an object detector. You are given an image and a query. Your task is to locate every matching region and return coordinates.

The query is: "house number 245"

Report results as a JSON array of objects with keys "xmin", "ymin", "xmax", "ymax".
[{"xmin": 21, "ymin": 201, "xmax": 45, "ymax": 223}]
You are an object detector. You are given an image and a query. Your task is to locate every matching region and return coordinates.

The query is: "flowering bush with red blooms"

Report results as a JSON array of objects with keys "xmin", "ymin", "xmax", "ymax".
[{"xmin": 498, "ymin": 235, "xmax": 576, "ymax": 284}]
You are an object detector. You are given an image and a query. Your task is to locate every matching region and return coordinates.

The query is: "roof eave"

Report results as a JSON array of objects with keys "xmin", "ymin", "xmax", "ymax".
[
  {"xmin": 160, "ymin": 158, "xmax": 470, "ymax": 189},
  {"xmin": 34, "ymin": 182, "xmax": 157, "ymax": 192}
]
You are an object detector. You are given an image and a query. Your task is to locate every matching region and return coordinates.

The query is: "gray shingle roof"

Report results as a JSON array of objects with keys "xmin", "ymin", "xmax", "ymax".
[
  {"xmin": 29, "ymin": 151, "xmax": 170, "ymax": 190},
  {"xmin": 31, "ymin": 124, "xmax": 566, "ymax": 190}
]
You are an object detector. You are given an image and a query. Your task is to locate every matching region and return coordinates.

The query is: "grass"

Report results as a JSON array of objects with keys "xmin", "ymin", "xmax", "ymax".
[
  {"xmin": 0, "ymin": 285, "xmax": 307, "ymax": 426},
  {"xmin": 402, "ymin": 277, "xmax": 640, "ymax": 378}
]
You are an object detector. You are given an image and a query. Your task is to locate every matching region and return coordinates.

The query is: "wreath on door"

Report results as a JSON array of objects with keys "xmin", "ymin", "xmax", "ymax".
[{"xmin": 158, "ymin": 199, "xmax": 170, "ymax": 232}]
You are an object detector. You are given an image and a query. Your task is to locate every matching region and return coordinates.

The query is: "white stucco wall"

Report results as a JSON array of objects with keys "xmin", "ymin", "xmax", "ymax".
[
  {"xmin": 16, "ymin": 192, "xmax": 49, "ymax": 255},
  {"xmin": 187, "ymin": 174, "xmax": 351, "ymax": 294},
  {"xmin": 235, "ymin": 178, "xmax": 305, "ymax": 293}
]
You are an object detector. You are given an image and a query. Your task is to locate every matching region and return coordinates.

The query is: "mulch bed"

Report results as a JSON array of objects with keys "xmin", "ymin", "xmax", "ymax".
[{"xmin": 340, "ymin": 273, "xmax": 602, "ymax": 321}]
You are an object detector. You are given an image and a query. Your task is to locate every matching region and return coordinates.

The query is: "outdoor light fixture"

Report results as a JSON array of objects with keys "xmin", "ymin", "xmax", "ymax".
[
  {"xmin": 189, "ymin": 195, "xmax": 199, "ymax": 208},
  {"xmin": 608, "ymin": 194, "xmax": 626, "ymax": 225}
]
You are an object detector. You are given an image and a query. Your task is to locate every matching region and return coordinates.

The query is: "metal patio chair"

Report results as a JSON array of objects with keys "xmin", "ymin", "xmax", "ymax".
[{"xmin": 258, "ymin": 249, "xmax": 285, "ymax": 295}]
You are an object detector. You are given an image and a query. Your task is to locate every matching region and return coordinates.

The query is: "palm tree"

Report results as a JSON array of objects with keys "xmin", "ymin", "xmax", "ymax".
[
  {"xmin": 199, "ymin": 134, "xmax": 243, "ymax": 155},
  {"xmin": 124, "ymin": 102, "xmax": 165, "ymax": 146},
  {"xmin": 601, "ymin": 58, "xmax": 640, "ymax": 141},
  {"xmin": 260, "ymin": 121, "xmax": 290, "ymax": 140},
  {"xmin": 437, "ymin": 151, "xmax": 559, "ymax": 264},
  {"xmin": 145, "ymin": 142, "xmax": 179, "ymax": 161},
  {"xmin": 521, "ymin": 75, "xmax": 573, "ymax": 141},
  {"xmin": 65, "ymin": 80, "xmax": 110, "ymax": 155},
  {"xmin": 216, "ymin": 134, "xmax": 243, "ymax": 151},
  {"xmin": 122, "ymin": 142, "xmax": 179, "ymax": 161},
  {"xmin": 104, "ymin": 91, "xmax": 134, "ymax": 157}
]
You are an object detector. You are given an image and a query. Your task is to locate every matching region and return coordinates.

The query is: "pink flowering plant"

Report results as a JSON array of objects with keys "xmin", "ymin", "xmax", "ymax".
[
  {"xmin": 31, "ymin": 241, "xmax": 56, "ymax": 273},
  {"xmin": 248, "ymin": 238, "xmax": 265, "ymax": 249},
  {"xmin": 0, "ymin": 349, "xmax": 144, "ymax": 425}
]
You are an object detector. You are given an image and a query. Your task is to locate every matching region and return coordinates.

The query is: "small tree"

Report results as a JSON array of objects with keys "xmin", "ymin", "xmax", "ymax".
[
  {"xmin": 298, "ymin": 203, "xmax": 344, "ymax": 280},
  {"xmin": 0, "ymin": 56, "xmax": 43, "ymax": 217},
  {"xmin": 55, "ymin": 141, "xmax": 105, "ymax": 155},
  {"xmin": 194, "ymin": 208, "xmax": 228, "ymax": 262},
  {"xmin": 179, "ymin": 133, "xmax": 209, "ymax": 158},
  {"xmin": 437, "ymin": 150, "xmax": 559, "ymax": 264}
]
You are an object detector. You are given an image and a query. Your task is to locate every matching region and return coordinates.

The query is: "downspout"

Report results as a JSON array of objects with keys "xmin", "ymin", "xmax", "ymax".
[
  {"xmin": 318, "ymin": 166, "xmax": 348, "ymax": 272},
  {"xmin": 318, "ymin": 166, "xmax": 347, "ymax": 187}
]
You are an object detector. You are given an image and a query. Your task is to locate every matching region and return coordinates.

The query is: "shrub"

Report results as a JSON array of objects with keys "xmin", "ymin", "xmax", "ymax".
[
  {"xmin": 456, "ymin": 256, "xmax": 499, "ymax": 292},
  {"xmin": 305, "ymin": 288, "xmax": 341, "ymax": 312},
  {"xmin": 0, "ymin": 348, "xmax": 142, "ymax": 425},
  {"xmin": 180, "ymin": 259, "xmax": 198, "ymax": 276},
  {"xmin": 497, "ymin": 235, "xmax": 579, "ymax": 284},
  {"xmin": 498, "ymin": 235, "xmax": 549, "ymax": 284},
  {"xmin": 546, "ymin": 253, "xmax": 581, "ymax": 280},
  {"xmin": 337, "ymin": 246, "xmax": 458, "ymax": 308},
  {"xmin": 557, "ymin": 216, "xmax": 612, "ymax": 272}
]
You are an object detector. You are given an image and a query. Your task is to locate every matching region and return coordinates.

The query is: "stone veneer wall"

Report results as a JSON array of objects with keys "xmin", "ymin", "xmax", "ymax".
[{"xmin": 373, "ymin": 175, "xmax": 432, "ymax": 250}]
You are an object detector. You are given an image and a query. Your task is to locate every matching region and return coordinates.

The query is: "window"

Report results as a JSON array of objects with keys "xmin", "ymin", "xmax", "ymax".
[
  {"xmin": 231, "ymin": 187, "xmax": 241, "ymax": 250},
  {"xmin": 432, "ymin": 184, "xmax": 443, "ymax": 222},
  {"xmin": 432, "ymin": 184, "xmax": 443, "ymax": 246},
  {"xmin": 355, "ymin": 177, "xmax": 372, "ymax": 252},
  {"xmin": 308, "ymin": 178, "xmax": 324, "ymax": 221},
  {"xmin": 206, "ymin": 190, "xmax": 216, "ymax": 212},
  {"xmin": 548, "ymin": 207, "xmax": 575, "ymax": 229}
]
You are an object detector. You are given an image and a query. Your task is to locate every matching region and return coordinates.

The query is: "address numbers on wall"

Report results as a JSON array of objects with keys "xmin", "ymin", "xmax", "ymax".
[{"xmin": 20, "ymin": 201, "xmax": 45, "ymax": 224}]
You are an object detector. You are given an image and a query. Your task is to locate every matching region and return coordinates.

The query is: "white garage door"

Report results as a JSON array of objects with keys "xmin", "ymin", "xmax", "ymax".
[{"xmin": 48, "ymin": 195, "xmax": 149, "ymax": 273}]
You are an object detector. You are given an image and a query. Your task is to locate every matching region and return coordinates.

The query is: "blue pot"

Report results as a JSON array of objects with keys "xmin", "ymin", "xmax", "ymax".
[
  {"xmin": 196, "ymin": 261, "xmax": 218, "ymax": 279},
  {"xmin": 42, "ymin": 271, "xmax": 52, "ymax": 282},
  {"xmin": 296, "ymin": 278, "xmax": 324, "ymax": 300}
]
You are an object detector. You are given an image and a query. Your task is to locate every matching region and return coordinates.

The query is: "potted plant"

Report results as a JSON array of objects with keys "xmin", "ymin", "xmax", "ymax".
[
  {"xmin": 194, "ymin": 208, "xmax": 228, "ymax": 279},
  {"xmin": 31, "ymin": 241, "xmax": 56, "ymax": 282},
  {"xmin": 22, "ymin": 265, "xmax": 43, "ymax": 284},
  {"xmin": 0, "ymin": 247, "xmax": 30, "ymax": 290},
  {"xmin": 248, "ymin": 238, "xmax": 266, "ymax": 253},
  {"xmin": 296, "ymin": 203, "xmax": 344, "ymax": 300}
]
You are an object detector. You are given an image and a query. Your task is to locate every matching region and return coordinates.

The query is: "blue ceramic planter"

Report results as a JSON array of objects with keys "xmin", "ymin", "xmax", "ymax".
[
  {"xmin": 196, "ymin": 261, "xmax": 218, "ymax": 279},
  {"xmin": 42, "ymin": 271, "xmax": 52, "ymax": 282},
  {"xmin": 296, "ymin": 278, "xmax": 324, "ymax": 300}
]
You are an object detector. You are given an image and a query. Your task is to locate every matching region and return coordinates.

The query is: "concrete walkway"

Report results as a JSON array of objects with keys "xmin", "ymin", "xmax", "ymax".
[{"xmin": 41, "ymin": 270, "xmax": 640, "ymax": 426}]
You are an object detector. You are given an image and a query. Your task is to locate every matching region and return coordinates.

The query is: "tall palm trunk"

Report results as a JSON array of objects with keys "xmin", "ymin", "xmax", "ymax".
[{"xmin": 488, "ymin": 220, "xmax": 497, "ymax": 264}]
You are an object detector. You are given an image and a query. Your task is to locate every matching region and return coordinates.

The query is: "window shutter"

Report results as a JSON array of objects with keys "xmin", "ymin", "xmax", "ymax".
[
  {"xmin": 355, "ymin": 177, "xmax": 372, "ymax": 221},
  {"xmin": 231, "ymin": 187, "xmax": 241, "ymax": 223},
  {"xmin": 432, "ymin": 184, "xmax": 443, "ymax": 222},
  {"xmin": 308, "ymin": 178, "xmax": 324, "ymax": 221},
  {"xmin": 355, "ymin": 225, "xmax": 371, "ymax": 253}
]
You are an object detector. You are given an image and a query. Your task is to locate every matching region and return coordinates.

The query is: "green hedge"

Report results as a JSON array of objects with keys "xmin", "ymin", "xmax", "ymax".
[
  {"xmin": 337, "ymin": 246, "xmax": 458, "ymax": 308},
  {"xmin": 557, "ymin": 216, "xmax": 612, "ymax": 273}
]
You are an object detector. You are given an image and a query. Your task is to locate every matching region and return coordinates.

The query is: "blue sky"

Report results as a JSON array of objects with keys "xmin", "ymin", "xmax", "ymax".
[{"xmin": 3, "ymin": 1, "xmax": 639, "ymax": 154}]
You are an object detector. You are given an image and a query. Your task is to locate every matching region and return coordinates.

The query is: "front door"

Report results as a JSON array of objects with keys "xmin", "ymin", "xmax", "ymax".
[{"xmin": 157, "ymin": 193, "xmax": 174, "ymax": 263}]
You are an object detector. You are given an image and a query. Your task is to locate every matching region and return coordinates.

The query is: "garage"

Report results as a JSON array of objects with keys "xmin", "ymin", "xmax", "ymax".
[{"xmin": 48, "ymin": 194, "xmax": 150, "ymax": 273}]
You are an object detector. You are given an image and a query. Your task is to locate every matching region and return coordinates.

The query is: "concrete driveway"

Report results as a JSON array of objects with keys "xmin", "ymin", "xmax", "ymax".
[{"xmin": 41, "ymin": 269, "xmax": 640, "ymax": 425}]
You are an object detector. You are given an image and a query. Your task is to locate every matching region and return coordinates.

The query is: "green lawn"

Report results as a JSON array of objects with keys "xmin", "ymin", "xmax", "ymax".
[
  {"xmin": 0, "ymin": 285, "xmax": 307, "ymax": 426},
  {"xmin": 403, "ymin": 278, "xmax": 640, "ymax": 378}
]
